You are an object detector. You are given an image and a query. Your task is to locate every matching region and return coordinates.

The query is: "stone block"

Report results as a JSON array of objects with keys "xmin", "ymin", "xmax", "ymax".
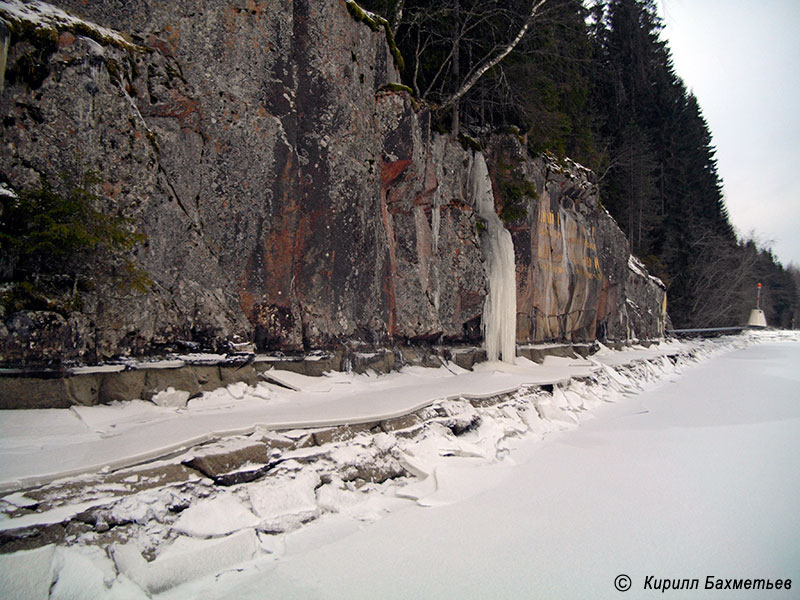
[
  {"xmin": 99, "ymin": 370, "xmax": 146, "ymax": 404},
  {"xmin": 451, "ymin": 348, "xmax": 486, "ymax": 370},
  {"xmin": 352, "ymin": 351, "xmax": 394, "ymax": 374},
  {"xmin": 380, "ymin": 413, "xmax": 423, "ymax": 433},
  {"xmin": 0, "ymin": 377, "xmax": 73, "ymax": 409},
  {"xmin": 259, "ymin": 359, "xmax": 305, "ymax": 376},
  {"xmin": 143, "ymin": 368, "xmax": 200, "ymax": 401},
  {"xmin": 573, "ymin": 344, "xmax": 597, "ymax": 358},
  {"xmin": 397, "ymin": 346, "xmax": 423, "ymax": 366},
  {"xmin": 545, "ymin": 345, "xmax": 577, "ymax": 359},
  {"xmin": 193, "ymin": 366, "xmax": 223, "ymax": 393},
  {"xmin": 219, "ymin": 364, "xmax": 260, "ymax": 387},
  {"xmin": 67, "ymin": 374, "xmax": 100, "ymax": 406},
  {"xmin": 303, "ymin": 353, "xmax": 342, "ymax": 376},
  {"xmin": 183, "ymin": 443, "xmax": 269, "ymax": 483},
  {"xmin": 342, "ymin": 458, "xmax": 406, "ymax": 484},
  {"xmin": 312, "ymin": 423, "xmax": 376, "ymax": 446},
  {"xmin": 517, "ymin": 347, "xmax": 544, "ymax": 364}
]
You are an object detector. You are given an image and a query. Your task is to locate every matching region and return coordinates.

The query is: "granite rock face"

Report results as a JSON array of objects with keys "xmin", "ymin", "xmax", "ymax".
[
  {"xmin": 487, "ymin": 137, "xmax": 667, "ymax": 344},
  {"xmin": 0, "ymin": 0, "xmax": 666, "ymax": 366}
]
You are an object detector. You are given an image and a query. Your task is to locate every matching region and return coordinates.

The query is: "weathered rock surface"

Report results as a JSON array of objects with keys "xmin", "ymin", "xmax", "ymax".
[
  {"xmin": 487, "ymin": 138, "xmax": 667, "ymax": 343},
  {"xmin": 0, "ymin": 0, "xmax": 666, "ymax": 370}
]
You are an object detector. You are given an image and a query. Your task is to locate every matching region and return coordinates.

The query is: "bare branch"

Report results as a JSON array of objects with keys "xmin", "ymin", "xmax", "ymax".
[
  {"xmin": 391, "ymin": 0, "xmax": 405, "ymax": 32},
  {"xmin": 439, "ymin": 0, "xmax": 548, "ymax": 111}
]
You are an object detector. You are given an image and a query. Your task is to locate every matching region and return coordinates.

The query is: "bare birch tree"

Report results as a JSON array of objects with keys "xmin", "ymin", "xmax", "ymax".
[
  {"xmin": 438, "ymin": 0, "xmax": 548, "ymax": 111},
  {"xmin": 375, "ymin": 0, "xmax": 549, "ymax": 133}
]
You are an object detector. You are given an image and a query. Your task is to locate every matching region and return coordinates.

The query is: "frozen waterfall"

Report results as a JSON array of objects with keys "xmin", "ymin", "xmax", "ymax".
[{"xmin": 471, "ymin": 153, "xmax": 517, "ymax": 363}]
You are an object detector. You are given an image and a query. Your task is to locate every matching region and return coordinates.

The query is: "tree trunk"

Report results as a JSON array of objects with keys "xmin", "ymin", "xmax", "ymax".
[{"xmin": 451, "ymin": 0, "xmax": 461, "ymax": 135}]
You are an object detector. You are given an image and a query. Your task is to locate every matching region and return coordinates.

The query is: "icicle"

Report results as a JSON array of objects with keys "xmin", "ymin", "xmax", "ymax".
[{"xmin": 471, "ymin": 153, "xmax": 516, "ymax": 363}]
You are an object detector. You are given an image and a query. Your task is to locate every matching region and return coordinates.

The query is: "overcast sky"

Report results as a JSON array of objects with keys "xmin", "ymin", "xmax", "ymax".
[{"xmin": 656, "ymin": 0, "xmax": 800, "ymax": 268}]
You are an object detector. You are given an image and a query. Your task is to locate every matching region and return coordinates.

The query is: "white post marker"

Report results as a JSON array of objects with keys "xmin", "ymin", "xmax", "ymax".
[{"xmin": 747, "ymin": 282, "xmax": 767, "ymax": 328}]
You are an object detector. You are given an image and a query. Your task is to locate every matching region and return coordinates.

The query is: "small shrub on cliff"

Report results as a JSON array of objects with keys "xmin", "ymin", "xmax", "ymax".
[
  {"xmin": 0, "ymin": 172, "xmax": 150, "ymax": 314},
  {"xmin": 495, "ymin": 161, "xmax": 536, "ymax": 225}
]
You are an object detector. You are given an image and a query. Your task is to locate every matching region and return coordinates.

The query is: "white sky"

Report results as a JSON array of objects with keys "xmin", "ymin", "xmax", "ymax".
[{"xmin": 657, "ymin": 0, "xmax": 800, "ymax": 268}]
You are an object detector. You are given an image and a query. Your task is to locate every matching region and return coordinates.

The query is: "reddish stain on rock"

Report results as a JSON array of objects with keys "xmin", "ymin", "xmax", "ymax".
[
  {"xmin": 58, "ymin": 32, "xmax": 76, "ymax": 48},
  {"xmin": 381, "ymin": 159, "xmax": 412, "ymax": 186},
  {"xmin": 146, "ymin": 36, "xmax": 176, "ymax": 58}
]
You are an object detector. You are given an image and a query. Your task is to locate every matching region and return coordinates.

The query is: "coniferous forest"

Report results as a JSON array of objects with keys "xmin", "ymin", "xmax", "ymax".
[{"xmin": 359, "ymin": 0, "xmax": 800, "ymax": 329}]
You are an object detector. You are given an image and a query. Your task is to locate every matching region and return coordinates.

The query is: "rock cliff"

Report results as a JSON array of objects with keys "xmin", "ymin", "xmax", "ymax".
[{"xmin": 0, "ymin": 0, "xmax": 667, "ymax": 366}]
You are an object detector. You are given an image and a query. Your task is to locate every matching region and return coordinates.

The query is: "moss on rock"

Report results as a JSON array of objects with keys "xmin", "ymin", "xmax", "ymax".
[
  {"xmin": 345, "ymin": 0, "xmax": 405, "ymax": 73},
  {"xmin": 0, "ymin": 4, "xmax": 147, "ymax": 56},
  {"xmin": 379, "ymin": 82, "xmax": 413, "ymax": 94}
]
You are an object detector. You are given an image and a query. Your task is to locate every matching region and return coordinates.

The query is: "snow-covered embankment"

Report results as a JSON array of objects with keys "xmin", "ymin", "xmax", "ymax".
[{"xmin": 4, "ymin": 333, "xmax": 796, "ymax": 597}]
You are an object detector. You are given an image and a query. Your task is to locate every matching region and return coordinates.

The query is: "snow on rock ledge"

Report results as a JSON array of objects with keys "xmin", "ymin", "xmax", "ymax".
[{"xmin": 0, "ymin": 0, "xmax": 139, "ymax": 50}]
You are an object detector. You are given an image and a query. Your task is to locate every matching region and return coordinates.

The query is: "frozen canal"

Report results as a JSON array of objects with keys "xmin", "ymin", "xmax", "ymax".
[
  {"xmin": 2, "ymin": 335, "xmax": 798, "ymax": 599},
  {"xmin": 194, "ymin": 340, "xmax": 800, "ymax": 599}
]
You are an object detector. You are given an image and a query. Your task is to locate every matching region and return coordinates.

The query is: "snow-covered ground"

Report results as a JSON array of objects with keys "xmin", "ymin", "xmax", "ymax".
[
  {"xmin": 0, "ymin": 344, "xmax": 676, "ymax": 491},
  {"xmin": 1, "ymin": 331, "xmax": 798, "ymax": 598}
]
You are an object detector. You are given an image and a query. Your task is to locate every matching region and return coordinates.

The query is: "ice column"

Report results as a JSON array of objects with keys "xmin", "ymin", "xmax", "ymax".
[{"xmin": 471, "ymin": 153, "xmax": 517, "ymax": 363}]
